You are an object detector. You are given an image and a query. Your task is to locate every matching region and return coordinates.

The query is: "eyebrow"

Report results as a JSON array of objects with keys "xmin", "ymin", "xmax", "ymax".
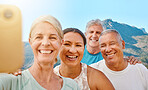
[
  {"xmin": 100, "ymin": 43, "xmax": 105, "ymax": 45},
  {"xmin": 50, "ymin": 34, "xmax": 58, "ymax": 37},
  {"xmin": 31, "ymin": 33, "xmax": 42, "ymax": 38},
  {"xmin": 35, "ymin": 33, "xmax": 42, "ymax": 35},
  {"xmin": 76, "ymin": 42, "xmax": 83, "ymax": 44},
  {"xmin": 64, "ymin": 41, "xmax": 71, "ymax": 43},
  {"xmin": 64, "ymin": 40, "xmax": 83, "ymax": 44},
  {"xmin": 33, "ymin": 33, "xmax": 58, "ymax": 36},
  {"xmin": 110, "ymin": 41, "xmax": 116, "ymax": 43}
]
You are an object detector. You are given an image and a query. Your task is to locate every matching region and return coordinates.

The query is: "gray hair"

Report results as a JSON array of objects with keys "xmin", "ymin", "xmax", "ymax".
[
  {"xmin": 29, "ymin": 15, "xmax": 63, "ymax": 40},
  {"xmin": 99, "ymin": 29, "xmax": 123, "ymax": 42},
  {"xmin": 85, "ymin": 19, "xmax": 104, "ymax": 32}
]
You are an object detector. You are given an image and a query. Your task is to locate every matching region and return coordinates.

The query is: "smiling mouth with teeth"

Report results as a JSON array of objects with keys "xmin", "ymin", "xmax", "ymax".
[
  {"xmin": 39, "ymin": 50, "xmax": 53, "ymax": 54},
  {"xmin": 90, "ymin": 39, "xmax": 98, "ymax": 42},
  {"xmin": 106, "ymin": 52, "xmax": 116, "ymax": 57},
  {"xmin": 66, "ymin": 55, "xmax": 78, "ymax": 60}
]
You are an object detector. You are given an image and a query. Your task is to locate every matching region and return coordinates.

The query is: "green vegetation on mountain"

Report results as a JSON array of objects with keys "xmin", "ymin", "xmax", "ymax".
[{"xmin": 132, "ymin": 35, "xmax": 148, "ymax": 68}]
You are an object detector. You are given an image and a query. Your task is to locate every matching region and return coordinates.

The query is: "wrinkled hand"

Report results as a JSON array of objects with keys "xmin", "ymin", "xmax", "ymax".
[
  {"xmin": 9, "ymin": 69, "xmax": 22, "ymax": 76},
  {"xmin": 124, "ymin": 56, "xmax": 142, "ymax": 65}
]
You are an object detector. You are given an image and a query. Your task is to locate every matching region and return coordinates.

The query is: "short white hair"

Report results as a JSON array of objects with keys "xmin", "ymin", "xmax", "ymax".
[
  {"xmin": 99, "ymin": 29, "xmax": 123, "ymax": 43},
  {"xmin": 85, "ymin": 19, "xmax": 104, "ymax": 32}
]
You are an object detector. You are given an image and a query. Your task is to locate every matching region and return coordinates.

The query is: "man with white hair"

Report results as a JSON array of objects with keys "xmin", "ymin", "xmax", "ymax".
[
  {"xmin": 91, "ymin": 29, "xmax": 148, "ymax": 90},
  {"xmin": 81, "ymin": 19, "xmax": 104, "ymax": 65}
]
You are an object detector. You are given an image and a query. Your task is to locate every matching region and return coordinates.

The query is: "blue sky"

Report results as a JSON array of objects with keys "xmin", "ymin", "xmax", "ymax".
[{"xmin": 1, "ymin": 0, "xmax": 148, "ymax": 41}]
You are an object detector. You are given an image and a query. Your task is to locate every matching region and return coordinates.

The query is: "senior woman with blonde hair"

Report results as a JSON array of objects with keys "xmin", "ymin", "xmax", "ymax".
[{"xmin": 0, "ymin": 15, "xmax": 79, "ymax": 90}]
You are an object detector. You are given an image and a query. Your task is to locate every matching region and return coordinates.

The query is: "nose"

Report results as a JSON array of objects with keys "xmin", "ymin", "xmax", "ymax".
[
  {"xmin": 69, "ymin": 45, "xmax": 77, "ymax": 53},
  {"xmin": 42, "ymin": 38, "xmax": 50, "ymax": 46},
  {"xmin": 92, "ymin": 32, "xmax": 97, "ymax": 37},
  {"xmin": 105, "ymin": 45, "xmax": 112, "ymax": 53}
]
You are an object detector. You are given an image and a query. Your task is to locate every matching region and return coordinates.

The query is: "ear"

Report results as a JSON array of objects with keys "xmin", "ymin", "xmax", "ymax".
[
  {"xmin": 61, "ymin": 39, "xmax": 64, "ymax": 44},
  {"xmin": 29, "ymin": 38, "xmax": 32, "ymax": 45},
  {"xmin": 122, "ymin": 40, "xmax": 125, "ymax": 49}
]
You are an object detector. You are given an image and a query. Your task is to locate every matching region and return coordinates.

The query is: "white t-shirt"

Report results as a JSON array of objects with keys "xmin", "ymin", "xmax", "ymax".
[{"xmin": 90, "ymin": 60, "xmax": 148, "ymax": 90}]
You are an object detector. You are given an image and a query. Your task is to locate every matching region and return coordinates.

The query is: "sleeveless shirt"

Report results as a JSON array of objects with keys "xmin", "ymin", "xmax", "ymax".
[{"xmin": 54, "ymin": 63, "xmax": 90, "ymax": 90}]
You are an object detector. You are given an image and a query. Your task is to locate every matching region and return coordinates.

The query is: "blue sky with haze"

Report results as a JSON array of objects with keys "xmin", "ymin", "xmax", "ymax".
[{"xmin": 0, "ymin": 0, "xmax": 148, "ymax": 41}]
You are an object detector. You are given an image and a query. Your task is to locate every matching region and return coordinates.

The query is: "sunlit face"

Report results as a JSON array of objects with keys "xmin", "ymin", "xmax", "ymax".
[
  {"xmin": 99, "ymin": 32, "xmax": 125, "ymax": 66},
  {"xmin": 29, "ymin": 22, "xmax": 61, "ymax": 65},
  {"xmin": 59, "ymin": 32, "xmax": 84, "ymax": 67},
  {"xmin": 85, "ymin": 24, "xmax": 103, "ymax": 48}
]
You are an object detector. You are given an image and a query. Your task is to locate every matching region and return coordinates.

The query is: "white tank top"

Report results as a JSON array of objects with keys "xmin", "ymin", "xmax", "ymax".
[{"xmin": 54, "ymin": 63, "xmax": 90, "ymax": 90}]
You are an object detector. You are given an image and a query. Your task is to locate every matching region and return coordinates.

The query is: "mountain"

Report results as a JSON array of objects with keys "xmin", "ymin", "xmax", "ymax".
[
  {"xmin": 22, "ymin": 19, "xmax": 148, "ymax": 69},
  {"xmin": 140, "ymin": 28, "xmax": 147, "ymax": 34},
  {"xmin": 22, "ymin": 42, "xmax": 34, "ymax": 70}
]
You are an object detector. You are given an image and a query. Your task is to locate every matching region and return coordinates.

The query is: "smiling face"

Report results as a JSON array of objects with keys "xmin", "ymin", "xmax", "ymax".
[
  {"xmin": 59, "ymin": 32, "xmax": 84, "ymax": 67},
  {"xmin": 99, "ymin": 32, "xmax": 125, "ymax": 66},
  {"xmin": 85, "ymin": 24, "xmax": 103, "ymax": 48},
  {"xmin": 29, "ymin": 22, "xmax": 61, "ymax": 65}
]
